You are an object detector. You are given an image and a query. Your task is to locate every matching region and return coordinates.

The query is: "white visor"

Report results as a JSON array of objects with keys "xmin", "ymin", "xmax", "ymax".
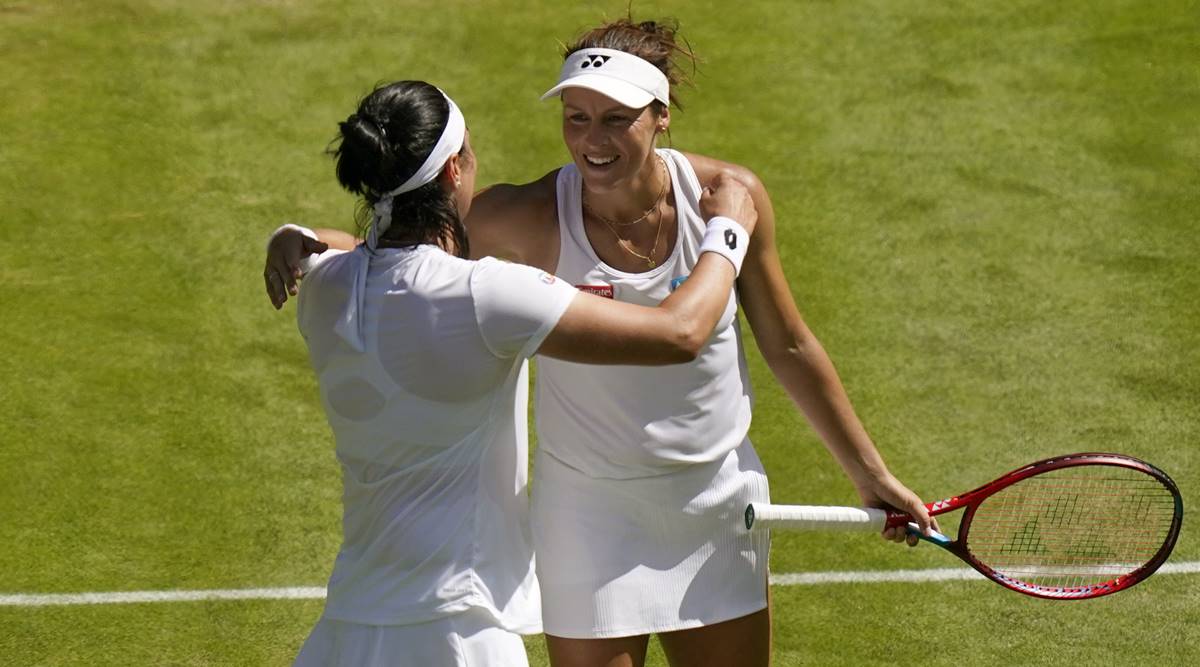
[{"xmin": 540, "ymin": 48, "xmax": 670, "ymax": 109}]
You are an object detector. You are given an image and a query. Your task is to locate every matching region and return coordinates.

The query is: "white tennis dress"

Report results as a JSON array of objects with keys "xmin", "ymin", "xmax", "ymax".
[
  {"xmin": 293, "ymin": 243, "xmax": 577, "ymax": 665},
  {"xmin": 532, "ymin": 148, "xmax": 771, "ymax": 638}
]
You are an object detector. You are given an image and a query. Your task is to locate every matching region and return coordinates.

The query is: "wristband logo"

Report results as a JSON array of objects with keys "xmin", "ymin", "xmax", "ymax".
[
  {"xmin": 724, "ymin": 229, "xmax": 738, "ymax": 250},
  {"xmin": 580, "ymin": 54, "xmax": 611, "ymax": 69}
]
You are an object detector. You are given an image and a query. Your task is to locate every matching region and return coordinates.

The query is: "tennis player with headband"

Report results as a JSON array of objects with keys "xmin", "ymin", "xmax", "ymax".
[
  {"xmin": 266, "ymin": 17, "xmax": 934, "ymax": 667},
  {"xmin": 277, "ymin": 79, "xmax": 758, "ymax": 667}
]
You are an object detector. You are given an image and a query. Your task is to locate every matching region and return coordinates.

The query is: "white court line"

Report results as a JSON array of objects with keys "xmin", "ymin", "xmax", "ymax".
[
  {"xmin": 0, "ymin": 587, "xmax": 327, "ymax": 607},
  {"xmin": 3, "ymin": 562, "xmax": 1197, "ymax": 607},
  {"xmin": 769, "ymin": 560, "xmax": 1200, "ymax": 586}
]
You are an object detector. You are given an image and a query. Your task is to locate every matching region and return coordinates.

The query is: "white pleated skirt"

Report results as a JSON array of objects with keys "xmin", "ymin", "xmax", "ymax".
[
  {"xmin": 293, "ymin": 607, "xmax": 529, "ymax": 667},
  {"xmin": 531, "ymin": 438, "xmax": 771, "ymax": 639}
]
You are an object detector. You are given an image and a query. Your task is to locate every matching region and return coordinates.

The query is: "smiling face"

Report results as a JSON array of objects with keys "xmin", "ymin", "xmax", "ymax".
[{"xmin": 561, "ymin": 87, "xmax": 668, "ymax": 194}]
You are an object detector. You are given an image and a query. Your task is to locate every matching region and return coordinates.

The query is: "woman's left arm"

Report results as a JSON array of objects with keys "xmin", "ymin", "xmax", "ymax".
[{"xmin": 706, "ymin": 159, "xmax": 934, "ymax": 543}]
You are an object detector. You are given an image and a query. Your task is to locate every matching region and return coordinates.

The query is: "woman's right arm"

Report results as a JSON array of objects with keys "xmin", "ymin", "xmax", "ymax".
[
  {"xmin": 536, "ymin": 174, "xmax": 756, "ymax": 365},
  {"xmin": 264, "ymin": 228, "xmax": 355, "ymax": 310},
  {"xmin": 263, "ymin": 174, "xmax": 558, "ymax": 310}
]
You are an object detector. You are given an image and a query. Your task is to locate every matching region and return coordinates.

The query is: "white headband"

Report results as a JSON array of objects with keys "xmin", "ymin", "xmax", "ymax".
[
  {"xmin": 335, "ymin": 90, "xmax": 465, "ymax": 353},
  {"xmin": 540, "ymin": 48, "xmax": 670, "ymax": 109},
  {"xmin": 367, "ymin": 92, "xmax": 466, "ymax": 252}
]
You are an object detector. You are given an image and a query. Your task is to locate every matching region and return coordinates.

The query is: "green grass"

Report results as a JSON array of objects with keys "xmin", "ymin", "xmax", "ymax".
[{"xmin": 1, "ymin": 0, "xmax": 1197, "ymax": 665}]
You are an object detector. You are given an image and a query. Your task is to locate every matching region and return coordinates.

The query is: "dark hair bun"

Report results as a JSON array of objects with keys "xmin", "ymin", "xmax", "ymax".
[
  {"xmin": 327, "ymin": 81, "xmax": 470, "ymax": 257},
  {"xmin": 335, "ymin": 113, "xmax": 394, "ymax": 198}
]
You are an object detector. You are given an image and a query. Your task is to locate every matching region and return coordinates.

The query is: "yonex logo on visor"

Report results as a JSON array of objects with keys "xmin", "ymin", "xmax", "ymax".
[
  {"xmin": 581, "ymin": 54, "xmax": 611, "ymax": 68},
  {"xmin": 541, "ymin": 48, "xmax": 670, "ymax": 110}
]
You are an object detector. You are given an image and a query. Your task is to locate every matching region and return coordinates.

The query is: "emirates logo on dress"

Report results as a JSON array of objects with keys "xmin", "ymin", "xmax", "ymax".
[
  {"xmin": 580, "ymin": 54, "xmax": 611, "ymax": 69},
  {"xmin": 576, "ymin": 284, "xmax": 614, "ymax": 298}
]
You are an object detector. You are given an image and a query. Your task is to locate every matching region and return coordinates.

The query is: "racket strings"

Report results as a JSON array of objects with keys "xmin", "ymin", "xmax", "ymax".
[{"xmin": 965, "ymin": 468, "xmax": 1176, "ymax": 591}]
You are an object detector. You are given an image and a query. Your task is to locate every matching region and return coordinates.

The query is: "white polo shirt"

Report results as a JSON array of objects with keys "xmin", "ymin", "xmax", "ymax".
[{"xmin": 296, "ymin": 244, "xmax": 577, "ymax": 632}]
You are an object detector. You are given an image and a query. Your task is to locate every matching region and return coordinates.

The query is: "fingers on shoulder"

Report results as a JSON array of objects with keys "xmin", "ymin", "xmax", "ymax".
[
  {"xmin": 721, "ymin": 164, "xmax": 764, "ymax": 195},
  {"xmin": 714, "ymin": 166, "xmax": 775, "ymax": 233},
  {"xmin": 687, "ymin": 153, "xmax": 762, "ymax": 194}
]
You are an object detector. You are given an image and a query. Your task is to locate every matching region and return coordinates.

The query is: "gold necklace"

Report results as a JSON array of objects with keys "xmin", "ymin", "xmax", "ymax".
[
  {"xmin": 585, "ymin": 157, "xmax": 670, "ymax": 268},
  {"xmin": 582, "ymin": 157, "xmax": 669, "ymax": 227},
  {"xmin": 601, "ymin": 207, "xmax": 665, "ymax": 268}
]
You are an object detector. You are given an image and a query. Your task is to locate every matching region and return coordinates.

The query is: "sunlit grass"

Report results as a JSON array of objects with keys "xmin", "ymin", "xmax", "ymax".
[{"xmin": 1, "ymin": 1, "xmax": 1196, "ymax": 665}]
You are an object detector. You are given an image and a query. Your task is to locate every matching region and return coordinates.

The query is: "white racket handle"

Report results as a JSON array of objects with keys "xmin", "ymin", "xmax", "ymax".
[{"xmin": 745, "ymin": 503, "xmax": 888, "ymax": 531}]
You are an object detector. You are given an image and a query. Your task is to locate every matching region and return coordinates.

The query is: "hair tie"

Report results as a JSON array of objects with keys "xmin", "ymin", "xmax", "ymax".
[{"xmin": 365, "ymin": 114, "xmax": 388, "ymax": 140}]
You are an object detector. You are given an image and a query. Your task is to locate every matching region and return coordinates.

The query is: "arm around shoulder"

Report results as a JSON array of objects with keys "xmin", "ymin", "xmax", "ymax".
[{"xmin": 535, "ymin": 174, "xmax": 758, "ymax": 365}]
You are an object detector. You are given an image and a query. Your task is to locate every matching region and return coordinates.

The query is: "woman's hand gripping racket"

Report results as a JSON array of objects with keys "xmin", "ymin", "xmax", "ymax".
[{"xmin": 747, "ymin": 453, "xmax": 1183, "ymax": 599}]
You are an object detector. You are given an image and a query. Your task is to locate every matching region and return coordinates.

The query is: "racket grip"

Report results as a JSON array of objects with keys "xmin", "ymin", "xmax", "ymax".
[{"xmin": 745, "ymin": 503, "xmax": 889, "ymax": 531}]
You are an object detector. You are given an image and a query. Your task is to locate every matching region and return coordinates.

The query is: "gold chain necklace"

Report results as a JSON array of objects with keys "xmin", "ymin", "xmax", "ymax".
[
  {"xmin": 602, "ymin": 206, "xmax": 665, "ymax": 268},
  {"xmin": 585, "ymin": 158, "xmax": 670, "ymax": 268},
  {"xmin": 583, "ymin": 157, "xmax": 669, "ymax": 227}
]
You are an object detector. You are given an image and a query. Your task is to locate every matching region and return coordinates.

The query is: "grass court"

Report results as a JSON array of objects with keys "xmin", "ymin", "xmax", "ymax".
[{"xmin": 1, "ymin": 1, "xmax": 1197, "ymax": 664}]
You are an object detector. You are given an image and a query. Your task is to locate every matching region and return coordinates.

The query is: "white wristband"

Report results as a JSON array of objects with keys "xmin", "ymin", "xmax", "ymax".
[
  {"xmin": 267, "ymin": 223, "xmax": 322, "ymax": 276},
  {"xmin": 699, "ymin": 216, "xmax": 750, "ymax": 276}
]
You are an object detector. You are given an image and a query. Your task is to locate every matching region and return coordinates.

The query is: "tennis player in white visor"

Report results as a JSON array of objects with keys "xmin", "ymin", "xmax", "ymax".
[
  {"xmin": 265, "ymin": 16, "xmax": 932, "ymax": 667},
  {"xmin": 269, "ymin": 79, "xmax": 757, "ymax": 667}
]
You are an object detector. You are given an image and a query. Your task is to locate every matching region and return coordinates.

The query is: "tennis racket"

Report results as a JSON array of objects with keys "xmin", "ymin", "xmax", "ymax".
[{"xmin": 746, "ymin": 452, "xmax": 1183, "ymax": 599}]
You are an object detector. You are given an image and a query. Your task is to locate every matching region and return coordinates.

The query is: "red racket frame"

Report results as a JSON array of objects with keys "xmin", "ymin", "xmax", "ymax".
[{"xmin": 879, "ymin": 452, "xmax": 1183, "ymax": 599}]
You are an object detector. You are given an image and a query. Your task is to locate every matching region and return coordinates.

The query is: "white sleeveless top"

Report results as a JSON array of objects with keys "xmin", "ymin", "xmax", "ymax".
[{"xmin": 536, "ymin": 148, "xmax": 754, "ymax": 479}]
